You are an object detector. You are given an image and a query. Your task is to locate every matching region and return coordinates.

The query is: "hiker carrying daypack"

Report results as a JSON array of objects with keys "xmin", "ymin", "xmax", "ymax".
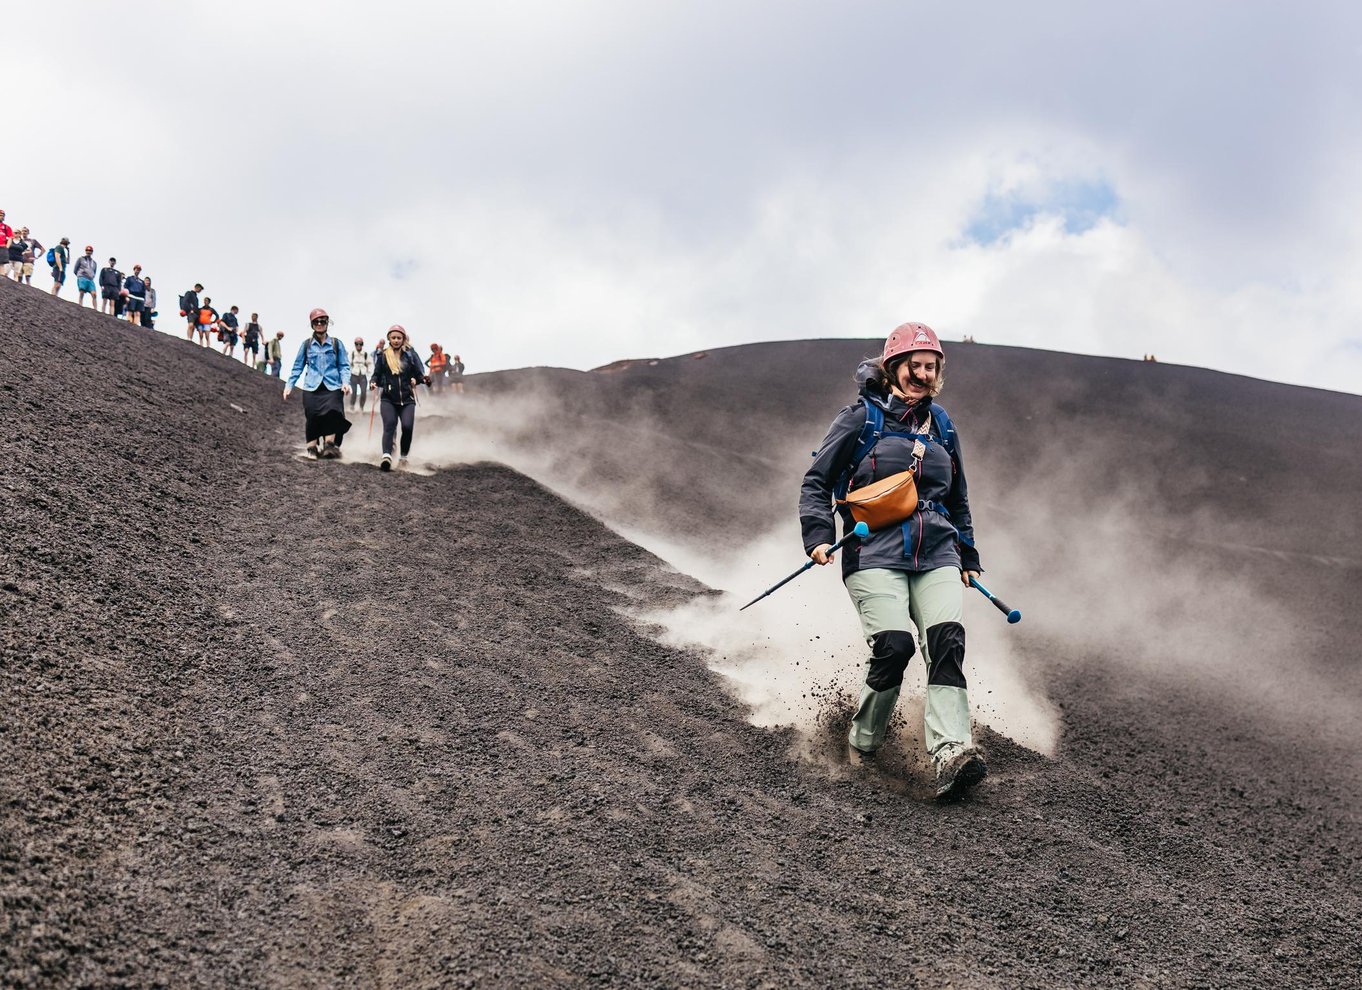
[{"xmin": 800, "ymin": 321, "xmax": 986, "ymax": 801}]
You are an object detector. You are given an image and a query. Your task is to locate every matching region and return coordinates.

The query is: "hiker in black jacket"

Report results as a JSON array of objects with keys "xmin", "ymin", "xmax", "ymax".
[
  {"xmin": 370, "ymin": 324, "xmax": 429, "ymax": 472},
  {"xmin": 181, "ymin": 284, "xmax": 202, "ymax": 341},
  {"xmin": 98, "ymin": 259, "xmax": 122, "ymax": 315},
  {"xmin": 800, "ymin": 321, "xmax": 986, "ymax": 800}
]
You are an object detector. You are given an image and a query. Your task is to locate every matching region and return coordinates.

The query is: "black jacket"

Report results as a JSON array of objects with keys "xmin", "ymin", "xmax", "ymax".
[
  {"xmin": 800, "ymin": 359, "xmax": 981, "ymax": 577},
  {"xmin": 371, "ymin": 347, "xmax": 428, "ymax": 406}
]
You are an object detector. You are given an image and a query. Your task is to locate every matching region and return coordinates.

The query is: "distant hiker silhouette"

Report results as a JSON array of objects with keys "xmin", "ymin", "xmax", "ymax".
[{"xmin": 801, "ymin": 321, "xmax": 987, "ymax": 799}]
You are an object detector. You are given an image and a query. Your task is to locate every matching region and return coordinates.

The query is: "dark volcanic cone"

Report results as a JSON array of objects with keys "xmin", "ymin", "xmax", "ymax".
[{"xmin": 3, "ymin": 280, "xmax": 1360, "ymax": 988}]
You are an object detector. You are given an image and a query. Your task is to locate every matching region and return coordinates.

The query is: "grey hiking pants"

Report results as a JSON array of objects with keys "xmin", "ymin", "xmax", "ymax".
[{"xmin": 845, "ymin": 567, "xmax": 972, "ymax": 764}]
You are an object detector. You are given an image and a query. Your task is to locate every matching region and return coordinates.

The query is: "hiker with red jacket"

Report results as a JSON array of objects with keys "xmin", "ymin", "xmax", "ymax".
[
  {"xmin": 370, "ymin": 324, "xmax": 428, "ymax": 472},
  {"xmin": 800, "ymin": 322, "xmax": 986, "ymax": 800},
  {"xmin": 283, "ymin": 308, "xmax": 351, "ymax": 459},
  {"xmin": 427, "ymin": 344, "xmax": 449, "ymax": 393}
]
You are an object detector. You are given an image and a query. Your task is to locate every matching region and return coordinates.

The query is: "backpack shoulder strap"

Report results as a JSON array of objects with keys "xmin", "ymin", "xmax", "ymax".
[
  {"xmin": 930, "ymin": 402, "xmax": 959, "ymax": 464},
  {"xmin": 833, "ymin": 397, "xmax": 884, "ymax": 499}
]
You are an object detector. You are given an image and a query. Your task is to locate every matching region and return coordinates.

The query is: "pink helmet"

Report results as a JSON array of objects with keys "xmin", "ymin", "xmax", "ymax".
[
  {"xmin": 309, "ymin": 307, "xmax": 329, "ymax": 323},
  {"xmin": 387, "ymin": 324, "xmax": 407, "ymax": 339},
  {"xmin": 883, "ymin": 322, "xmax": 943, "ymax": 364}
]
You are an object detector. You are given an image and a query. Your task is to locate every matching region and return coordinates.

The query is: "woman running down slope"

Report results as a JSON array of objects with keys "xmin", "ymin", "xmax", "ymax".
[
  {"xmin": 371, "ymin": 324, "xmax": 429, "ymax": 472},
  {"xmin": 800, "ymin": 322, "xmax": 987, "ymax": 799}
]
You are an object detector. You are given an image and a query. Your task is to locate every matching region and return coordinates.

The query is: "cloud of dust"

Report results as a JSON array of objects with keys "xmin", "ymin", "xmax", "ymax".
[
  {"xmin": 393, "ymin": 373, "xmax": 1351, "ymax": 762},
  {"xmin": 402, "ymin": 386, "xmax": 1062, "ymax": 756}
]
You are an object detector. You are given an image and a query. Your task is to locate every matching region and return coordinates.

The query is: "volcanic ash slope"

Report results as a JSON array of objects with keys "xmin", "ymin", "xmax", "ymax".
[{"xmin": 2, "ymin": 281, "xmax": 1361, "ymax": 989}]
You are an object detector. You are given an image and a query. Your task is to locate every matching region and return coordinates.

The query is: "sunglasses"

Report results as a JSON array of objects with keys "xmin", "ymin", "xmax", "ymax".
[{"xmin": 311, "ymin": 318, "xmax": 329, "ymax": 326}]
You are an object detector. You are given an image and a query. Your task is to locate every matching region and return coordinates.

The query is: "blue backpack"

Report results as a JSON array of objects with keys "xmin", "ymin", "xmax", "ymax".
[
  {"xmin": 45, "ymin": 247, "xmax": 56, "ymax": 265},
  {"xmin": 831, "ymin": 397, "xmax": 957, "ymax": 498}
]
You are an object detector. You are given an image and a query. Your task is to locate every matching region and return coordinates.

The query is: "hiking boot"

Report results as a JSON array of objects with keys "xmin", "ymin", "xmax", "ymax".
[
  {"xmin": 379, "ymin": 454, "xmax": 392, "ymax": 472},
  {"xmin": 398, "ymin": 456, "xmax": 409, "ymax": 470},
  {"xmin": 935, "ymin": 747, "xmax": 987, "ymax": 800},
  {"xmin": 321, "ymin": 443, "xmax": 339, "ymax": 460},
  {"xmin": 847, "ymin": 743, "xmax": 876, "ymax": 769},
  {"xmin": 305, "ymin": 445, "xmax": 319, "ymax": 460}
]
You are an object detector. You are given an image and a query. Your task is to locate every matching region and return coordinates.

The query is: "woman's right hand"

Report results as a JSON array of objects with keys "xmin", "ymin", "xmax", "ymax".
[{"xmin": 810, "ymin": 543, "xmax": 835, "ymax": 565}]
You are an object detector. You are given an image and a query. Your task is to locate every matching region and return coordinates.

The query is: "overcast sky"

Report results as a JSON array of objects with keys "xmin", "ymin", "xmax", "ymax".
[{"xmin": 12, "ymin": 2, "xmax": 1362, "ymax": 391}]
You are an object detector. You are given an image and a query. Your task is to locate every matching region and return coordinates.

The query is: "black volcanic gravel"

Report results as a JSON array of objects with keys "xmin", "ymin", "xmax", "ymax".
[{"xmin": 3, "ymin": 281, "xmax": 1361, "ymax": 988}]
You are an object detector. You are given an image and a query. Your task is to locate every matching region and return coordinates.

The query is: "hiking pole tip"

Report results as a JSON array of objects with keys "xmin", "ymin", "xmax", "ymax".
[{"xmin": 969, "ymin": 575, "xmax": 1021, "ymax": 624}]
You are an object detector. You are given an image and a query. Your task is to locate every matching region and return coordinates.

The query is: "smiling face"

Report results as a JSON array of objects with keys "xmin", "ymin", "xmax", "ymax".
[{"xmin": 891, "ymin": 352, "xmax": 941, "ymax": 402}]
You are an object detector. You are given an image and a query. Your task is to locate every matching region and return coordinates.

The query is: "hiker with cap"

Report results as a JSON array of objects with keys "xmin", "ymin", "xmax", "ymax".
[
  {"xmin": 348, "ymin": 335, "xmax": 372, "ymax": 411},
  {"xmin": 265, "ymin": 330, "xmax": 285, "ymax": 376},
  {"xmin": 370, "ymin": 324, "xmax": 428, "ymax": 471},
  {"xmin": 48, "ymin": 238, "xmax": 70, "ymax": 297},
  {"xmin": 427, "ymin": 344, "xmax": 449, "ymax": 393},
  {"xmin": 283, "ymin": 308, "xmax": 351, "ymax": 459},
  {"xmin": 800, "ymin": 321, "xmax": 987, "ymax": 800},
  {"xmin": 123, "ymin": 265, "xmax": 147, "ymax": 327},
  {"xmin": 74, "ymin": 246, "xmax": 98, "ymax": 307},
  {"xmin": 450, "ymin": 353, "xmax": 466, "ymax": 394},
  {"xmin": 18, "ymin": 230, "xmax": 43, "ymax": 286}
]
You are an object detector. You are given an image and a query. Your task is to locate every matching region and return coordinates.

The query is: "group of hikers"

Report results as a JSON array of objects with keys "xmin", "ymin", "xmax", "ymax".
[
  {"xmin": 1, "ymin": 211, "xmax": 160, "ymax": 325},
  {"xmin": 174, "ymin": 281, "xmax": 465, "ymax": 394},
  {"xmin": 279, "ymin": 308, "xmax": 467, "ymax": 471}
]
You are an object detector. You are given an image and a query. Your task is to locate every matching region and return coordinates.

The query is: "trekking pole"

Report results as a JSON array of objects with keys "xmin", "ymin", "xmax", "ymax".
[
  {"xmin": 968, "ymin": 576, "xmax": 1021, "ymax": 624},
  {"xmin": 739, "ymin": 521, "xmax": 870, "ymax": 611},
  {"xmin": 367, "ymin": 399, "xmax": 376, "ymax": 441}
]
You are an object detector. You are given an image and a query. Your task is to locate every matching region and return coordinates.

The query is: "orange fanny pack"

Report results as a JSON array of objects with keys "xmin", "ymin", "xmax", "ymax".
[{"xmin": 837, "ymin": 469, "xmax": 919, "ymax": 531}]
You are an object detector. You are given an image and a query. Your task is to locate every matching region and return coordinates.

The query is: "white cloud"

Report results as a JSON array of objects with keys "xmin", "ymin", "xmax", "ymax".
[{"xmin": 8, "ymin": 2, "xmax": 1361, "ymax": 391}]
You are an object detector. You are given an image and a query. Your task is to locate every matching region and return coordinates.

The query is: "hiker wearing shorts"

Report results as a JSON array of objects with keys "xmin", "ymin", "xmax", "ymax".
[
  {"xmin": 7, "ymin": 232, "xmax": 26, "ymax": 282},
  {"xmin": 283, "ymin": 308, "xmax": 351, "ymax": 459},
  {"xmin": 123, "ymin": 265, "xmax": 147, "ymax": 327},
  {"xmin": 74, "ymin": 247, "xmax": 98, "ymax": 307},
  {"xmin": 348, "ymin": 336, "xmax": 372, "ymax": 411},
  {"xmin": 98, "ymin": 258, "xmax": 122, "ymax": 315},
  {"xmin": 243, "ymin": 315, "xmax": 262, "ymax": 367},
  {"xmin": 450, "ymin": 354, "xmax": 466, "ymax": 394},
  {"xmin": 370, "ymin": 324, "xmax": 428, "ymax": 472},
  {"xmin": 180, "ymin": 283, "xmax": 202, "ymax": 339},
  {"xmin": 221, "ymin": 306, "xmax": 241, "ymax": 355},
  {"xmin": 800, "ymin": 322, "xmax": 987, "ymax": 800},
  {"xmin": 196, "ymin": 297, "xmax": 219, "ymax": 347},
  {"xmin": 19, "ymin": 230, "xmax": 42, "ymax": 285},
  {"xmin": 49, "ymin": 238, "xmax": 70, "ymax": 297}
]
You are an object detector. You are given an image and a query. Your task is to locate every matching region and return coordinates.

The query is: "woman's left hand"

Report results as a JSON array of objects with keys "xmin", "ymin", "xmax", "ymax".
[{"xmin": 961, "ymin": 569, "xmax": 980, "ymax": 587}]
